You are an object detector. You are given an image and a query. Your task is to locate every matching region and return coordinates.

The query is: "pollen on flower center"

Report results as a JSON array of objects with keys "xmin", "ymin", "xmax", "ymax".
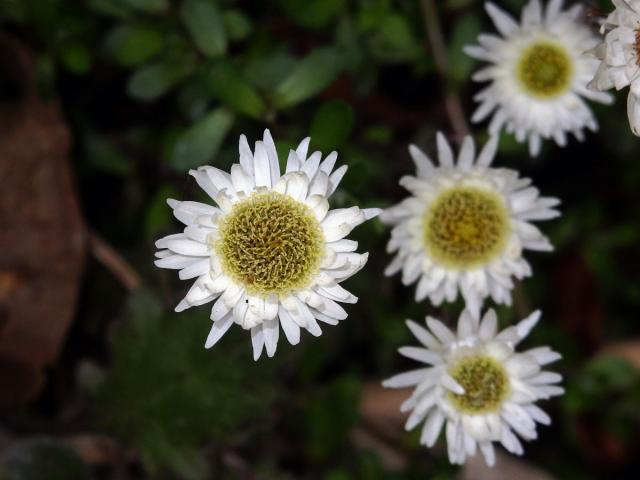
[
  {"xmin": 448, "ymin": 355, "xmax": 510, "ymax": 414},
  {"xmin": 517, "ymin": 41, "xmax": 573, "ymax": 98},
  {"xmin": 215, "ymin": 192, "xmax": 324, "ymax": 296},
  {"xmin": 423, "ymin": 186, "xmax": 510, "ymax": 269}
]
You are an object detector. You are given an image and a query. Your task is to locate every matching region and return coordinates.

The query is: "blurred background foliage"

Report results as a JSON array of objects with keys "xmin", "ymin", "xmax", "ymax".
[{"xmin": 0, "ymin": 0, "xmax": 639, "ymax": 479}]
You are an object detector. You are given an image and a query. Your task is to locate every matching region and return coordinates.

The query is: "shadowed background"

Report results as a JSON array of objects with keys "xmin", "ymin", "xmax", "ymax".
[{"xmin": 0, "ymin": 0, "xmax": 639, "ymax": 479}]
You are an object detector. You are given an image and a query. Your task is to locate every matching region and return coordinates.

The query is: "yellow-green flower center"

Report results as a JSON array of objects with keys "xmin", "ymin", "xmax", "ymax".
[
  {"xmin": 423, "ymin": 186, "xmax": 510, "ymax": 269},
  {"xmin": 448, "ymin": 355, "xmax": 510, "ymax": 414},
  {"xmin": 517, "ymin": 41, "xmax": 573, "ymax": 99},
  {"xmin": 215, "ymin": 192, "xmax": 324, "ymax": 296}
]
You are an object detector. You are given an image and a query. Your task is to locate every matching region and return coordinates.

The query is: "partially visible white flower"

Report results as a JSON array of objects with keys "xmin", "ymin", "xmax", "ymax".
[
  {"xmin": 381, "ymin": 133, "xmax": 559, "ymax": 316},
  {"xmin": 155, "ymin": 129, "xmax": 380, "ymax": 360},
  {"xmin": 465, "ymin": 0, "xmax": 613, "ymax": 156},
  {"xmin": 588, "ymin": 0, "xmax": 640, "ymax": 135},
  {"xmin": 383, "ymin": 309, "xmax": 563, "ymax": 467}
]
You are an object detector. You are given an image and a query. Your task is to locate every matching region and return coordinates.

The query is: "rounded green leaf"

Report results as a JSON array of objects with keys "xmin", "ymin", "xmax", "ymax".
[
  {"xmin": 310, "ymin": 100, "xmax": 354, "ymax": 152},
  {"xmin": 180, "ymin": 0, "xmax": 226, "ymax": 58},
  {"xmin": 274, "ymin": 48, "xmax": 344, "ymax": 108},
  {"xmin": 105, "ymin": 24, "xmax": 164, "ymax": 67},
  {"xmin": 171, "ymin": 108, "xmax": 234, "ymax": 171},
  {"xmin": 58, "ymin": 42, "xmax": 91, "ymax": 74},
  {"xmin": 203, "ymin": 62, "xmax": 266, "ymax": 119},
  {"xmin": 278, "ymin": 0, "xmax": 346, "ymax": 29},
  {"xmin": 223, "ymin": 10, "xmax": 251, "ymax": 41},
  {"xmin": 119, "ymin": 0, "xmax": 167, "ymax": 13},
  {"xmin": 127, "ymin": 60, "xmax": 194, "ymax": 101}
]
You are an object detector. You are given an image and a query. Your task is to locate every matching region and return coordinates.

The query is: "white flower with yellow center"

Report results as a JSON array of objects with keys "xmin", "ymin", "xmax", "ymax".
[
  {"xmin": 383, "ymin": 309, "xmax": 563, "ymax": 467},
  {"xmin": 465, "ymin": 0, "xmax": 613, "ymax": 156},
  {"xmin": 155, "ymin": 130, "xmax": 380, "ymax": 360},
  {"xmin": 588, "ymin": 0, "xmax": 640, "ymax": 136},
  {"xmin": 381, "ymin": 133, "xmax": 559, "ymax": 316}
]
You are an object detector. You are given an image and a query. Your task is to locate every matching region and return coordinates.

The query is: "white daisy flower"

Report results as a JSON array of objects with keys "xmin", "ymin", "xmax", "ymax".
[
  {"xmin": 588, "ymin": 0, "xmax": 640, "ymax": 136},
  {"xmin": 383, "ymin": 309, "xmax": 563, "ymax": 467},
  {"xmin": 465, "ymin": 0, "xmax": 613, "ymax": 156},
  {"xmin": 381, "ymin": 133, "xmax": 559, "ymax": 316},
  {"xmin": 155, "ymin": 129, "xmax": 380, "ymax": 360}
]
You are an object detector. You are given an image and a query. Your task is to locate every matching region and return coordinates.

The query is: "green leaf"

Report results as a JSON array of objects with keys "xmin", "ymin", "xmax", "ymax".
[
  {"xmin": 105, "ymin": 24, "xmax": 164, "ymax": 67},
  {"xmin": 119, "ymin": 0, "xmax": 167, "ymax": 13},
  {"xmin": 87, "ymin": 0, "xmax": 133, "ymax": 18},
  {"xmin": 98, "ymin": 291, "xmax": 276, "ymax": 477},
  {"xmin": 310, "ymin": 100, "xmax": 354, "ymax": 152},
  {"xmin": 127, "ymin": 60, "xmax": 194, "ymax": 101},
  {"xmin": 244, "ymin": 51, "xmax": 297, "ymax": 91},
  {"xmin": 274, "ymin": 48, "xmax": 344, "ymax": 108},
  {"xmin": 367, "ymin": 13, "xmax": 421, "ymax": 63},
  {"xmin": 171, "ymin": 108, "xmax": 234, "ymax": 171},
  {"xmin": 85, "ymin": 133, "xmax": 132, "ymax": 176},
  {"xmin": 278, "ymin": 0, "xmax": 345, "ymax": 29},
  {"xmin": 203, "ymin": 62, "xmax": 266, "ymax": 118},
  {"xmin": 447, "ymin": 15, "xmax": 482, "ymax": 84},
  {"xmin": 2, "ymin": 438, "xmax": 90, "ymax": 480},
  {"xmin": 58, "ymin": 42, "xmax": 91, "ymax": 74},
  {"xmin": 223, "ymin": 10, "xmax": 251, "ymax": 42},
  {"xmin": 180, "ymin": 0, "xmax": 226, "ymax": 58}
]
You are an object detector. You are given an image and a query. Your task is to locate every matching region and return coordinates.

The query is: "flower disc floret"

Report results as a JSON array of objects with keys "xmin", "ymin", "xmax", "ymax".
[
  {"xmin": 216, "ymin": 192, "xmax": 324, "ymax": 296},
  {"xmin": 517, "ymin": 42, "xmax": 573, "ymax": 98},
  {"xmin": 424, "ymin": 187, "xmax": 510, "ymax": 270},
  {"xmin": 448, "ymin": 355, "xmax": 510, "ymax": 414}
]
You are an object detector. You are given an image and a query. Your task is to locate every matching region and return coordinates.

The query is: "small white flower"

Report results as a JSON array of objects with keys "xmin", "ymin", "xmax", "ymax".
[
  {"xmin": 465, "ymin": 0, "xmax": 613, "ymax": 156},
  {"xmin": 588, "ymin": 0, "xmax": 640, "ymax": 136},
  {"xmin": 155, "ymin": 130, "xmax": 380, "ymax": 360},
  {"xmin": 381, "ymin": 133, "xmax": 559, "ymax": 316},
  {"xmin": 383, "ymin": 309, "xmax": 563, "ymax": 467}
]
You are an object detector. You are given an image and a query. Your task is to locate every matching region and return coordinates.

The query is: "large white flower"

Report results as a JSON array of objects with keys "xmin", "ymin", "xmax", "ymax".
[
  {"xmin": 465, "ymin": 0, "xmax": 613, "ymax": 156},
  {"xmin": 155, "ymin": 130, "xmax": 380, "ymax": 360},
  {"xmin": 588, "ymin": 0, "xmax": 640, "ymax": 136},
  {"xmin": 383, "ymin": 309, "xmax": 563, "ymax": 467},
  {"xmin": 381, "ymin": 133, "xmax": 559, "ymax": 316}
]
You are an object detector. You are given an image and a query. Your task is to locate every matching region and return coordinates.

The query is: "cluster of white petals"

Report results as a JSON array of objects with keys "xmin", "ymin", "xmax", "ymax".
[
  {"xmin": 155, "ymin": 130, "xmax": 379, "ymax": 360},
  {"xmin": 383, "ymin": 309, "xmax": 563, "ymax": 467},
  {"xmin": 466, "ymin": 0, "xmax": 612, "ymax": 156},
  {"xmin": 589, "ymin": 0, "xmax": 640, "ymax": 135},
  {"xmin": 381, "ymin": 133, "xmax": 559, "ymax": 317}
]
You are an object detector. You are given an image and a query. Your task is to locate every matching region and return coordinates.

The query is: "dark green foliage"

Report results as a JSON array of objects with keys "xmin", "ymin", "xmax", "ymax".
[
  {"xmin": 97, "ymin": 291, "xmax": 276, "ymax": 479},
  {"xmin": 171, "ymin": 107, "xmax": 235, "ymax": 170}
]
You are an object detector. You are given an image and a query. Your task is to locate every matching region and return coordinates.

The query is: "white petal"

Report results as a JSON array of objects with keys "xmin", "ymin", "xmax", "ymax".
[
  {"xmin": 436, "ymin": 132, "xmax": 454, "ymax": 167},
  {"xmin": 278, "ymin": 306, "xmax": 301, "ymax": 345},
  {"xmin": 253, "ymin": 141, "xmax": 272, "ymax": 188},
  {"xmin": 263, "ymin": 318, "xmax": 280, "ymax": 357},
  {"xmin": 382, "ymin": 368, "xmax": 431, "ymax": 388},
  {"xmin": 421, "ymin": 410, "xmax": 445, "ymax": 447},
  {"xmin": 205, "ymin": 313, "xmax": 234, "ymax": 348},
  {"xmin": 426, "ymin": 317, "xmax": 455, "ymax": 344},
  {"xmin": 406, "ymin": 320, "xmax": 441, "ymax": 349},
  {"xmin": 398, "ymin": 346, "xmax": 442, "ymax": 365},
  {"xmin": 262, "ymin": 129, "xmax": 281, "ymax": 184},
  {"xmin": 250, "ymin": 325, "xmax": 265, "ymax": 361}
]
